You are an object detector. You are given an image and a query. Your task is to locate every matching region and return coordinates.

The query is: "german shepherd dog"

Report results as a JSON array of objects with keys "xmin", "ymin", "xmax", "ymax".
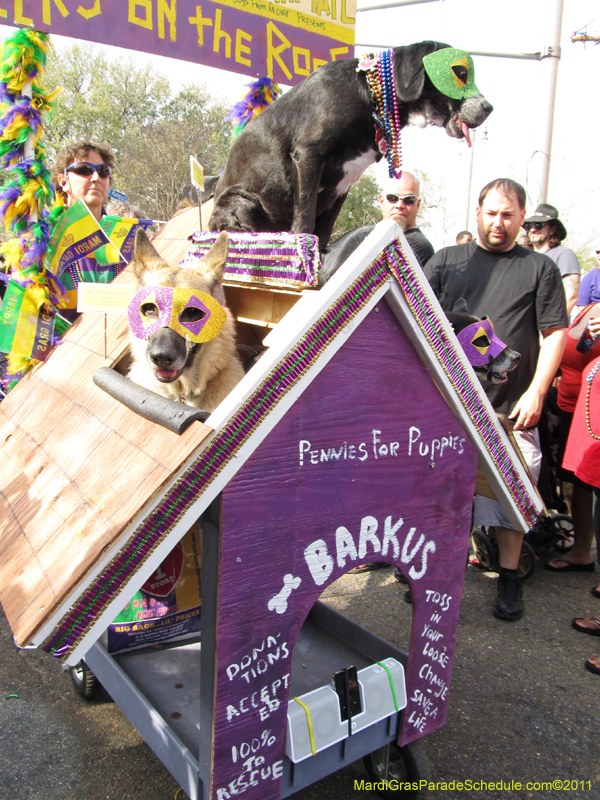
[
  {"xmin": 127, "ymin": 229, "xmax": 244, "ymax": 411},
  {"xmin": 210, "ymin": 41, "xmax": 493, "ymax": 250}
]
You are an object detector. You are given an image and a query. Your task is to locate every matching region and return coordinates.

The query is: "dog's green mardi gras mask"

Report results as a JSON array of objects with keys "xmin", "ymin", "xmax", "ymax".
[
  {"xmin": 422, "ymin": 48, "xmax": 480, "ymax": 100},
  {"xmin": 128, "ymin": 286, "xmax": 227, "ymax": 343}
]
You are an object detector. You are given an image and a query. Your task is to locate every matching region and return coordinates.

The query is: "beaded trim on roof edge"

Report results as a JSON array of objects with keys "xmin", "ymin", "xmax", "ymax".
[{"xmin": 42, "ymin": 240, "xmax": 539, "ymax": 658}]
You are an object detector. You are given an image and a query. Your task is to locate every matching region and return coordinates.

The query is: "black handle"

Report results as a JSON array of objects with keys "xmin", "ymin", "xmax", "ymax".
[{"xmin": 93, "ymin": 367, "xmax": 210, "ymax": 435}]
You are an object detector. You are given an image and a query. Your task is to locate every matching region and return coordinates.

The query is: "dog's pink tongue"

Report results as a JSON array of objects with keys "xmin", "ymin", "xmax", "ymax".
[
  {"xmin": 461, "ymin": 121, "xmax": 472, "ymax": 147},
  {"xmin": 157, "ymin": 368, "xmax": 178, "ymax": 380}
]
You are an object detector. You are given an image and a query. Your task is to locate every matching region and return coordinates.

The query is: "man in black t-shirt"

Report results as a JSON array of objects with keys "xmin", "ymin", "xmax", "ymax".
[{"xmin": 425, "ymin": 178, "xmax": 568, "ymax": 621}]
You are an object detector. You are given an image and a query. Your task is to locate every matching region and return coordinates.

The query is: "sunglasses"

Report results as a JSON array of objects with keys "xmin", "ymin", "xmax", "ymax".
[
  {"xmin": 65, "ymin": 161, "xmax": 112, "ymax": 179},
  {"xmin": 385, "ymin": 193, "xmax": 419, "ymax": 206},
  {"xmin": 523, "ymin": 222, "xmax": 547, "ymax": 231}
]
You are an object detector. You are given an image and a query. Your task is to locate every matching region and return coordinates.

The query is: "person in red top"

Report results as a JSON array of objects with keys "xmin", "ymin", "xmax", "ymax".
[
  {"xmin": 545, "ymin": 304, "xmax": 600, "ymax": 576},
  {"xmin": 562, "ymin": 354, "xmax": 600, "ymax": 674},
  {"xmin": 564, "ymin": 355, "xmax": 600, "ymax": 484}
]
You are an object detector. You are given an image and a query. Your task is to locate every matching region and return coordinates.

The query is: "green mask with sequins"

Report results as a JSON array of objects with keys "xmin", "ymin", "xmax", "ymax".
[{"xmin": 422, "ymin": 48, "xmax": 480, "ymax": 100}]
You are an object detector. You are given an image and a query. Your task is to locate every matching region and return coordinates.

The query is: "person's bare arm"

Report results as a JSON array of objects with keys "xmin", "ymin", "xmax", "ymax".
[
  {"xmin": 509, "ymin": 327, "xmax": 567, "ymax": 430},
  {"xmin": 563, "ymin": 273, "xmax": 580, "ymax": 315}
]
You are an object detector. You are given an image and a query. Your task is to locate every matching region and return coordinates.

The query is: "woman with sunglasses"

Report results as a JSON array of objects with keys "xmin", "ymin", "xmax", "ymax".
[
  {"xmin": 51, "ymin": 140, "xmax": 117, "ymax": 319},
  {"xmin": 53, "ymin": 139, "xmax": 115, "ymax": 222}
]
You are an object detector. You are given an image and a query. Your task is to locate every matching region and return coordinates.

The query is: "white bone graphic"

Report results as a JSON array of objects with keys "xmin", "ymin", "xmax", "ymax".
[{"xmin": 268, "ymin": 574, "xmax": 301, "ymax": 614}]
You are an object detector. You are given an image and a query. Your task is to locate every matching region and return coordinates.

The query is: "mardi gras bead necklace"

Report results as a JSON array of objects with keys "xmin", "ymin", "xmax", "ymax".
[
  {"xmin": 67, "ymin": 257, "xmax": 121, "ymax": 287},
  {"xmin": 358, "ymin": 49, "xmax": 403, "ymax": 179},
  {"xmin": 585, "ymin": 360, "xmax": 600, "ymax": 441}
]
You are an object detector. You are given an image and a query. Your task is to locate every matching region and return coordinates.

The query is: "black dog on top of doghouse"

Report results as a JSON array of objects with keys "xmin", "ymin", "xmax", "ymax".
[{"xmin": 209, "ymin": 42, "xmax": 492, "ymax": 250}]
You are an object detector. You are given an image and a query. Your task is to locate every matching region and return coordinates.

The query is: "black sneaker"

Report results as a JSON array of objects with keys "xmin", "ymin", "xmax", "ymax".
[{"xmin": 494, "ymin": 571, "xmax": 524, "ymax": 621}]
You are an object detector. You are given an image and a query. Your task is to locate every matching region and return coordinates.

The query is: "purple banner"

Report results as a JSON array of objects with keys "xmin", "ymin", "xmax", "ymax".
[
  {"xmin": 11, "ymin": 0, "xmax": 355, "ymax": 86},
  {"xmin": 215, "ymin": 300, "xmax": 478, "ymax": 799}
]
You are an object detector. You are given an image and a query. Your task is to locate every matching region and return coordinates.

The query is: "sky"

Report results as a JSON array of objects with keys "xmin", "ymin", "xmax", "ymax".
[{"xmin": 1, "ymin": 0, "xmax": 599, "ymax": 251}]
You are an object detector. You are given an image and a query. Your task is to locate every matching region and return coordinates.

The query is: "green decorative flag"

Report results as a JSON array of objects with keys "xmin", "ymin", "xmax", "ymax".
[
  {"xmin": 44, "ymin": 199, "xmax": 112, "ymax": 277},
  {"xmin": 97, "ymin": 216, "xmax": 153, "ymax": 266},
  {"xmin": 0, "ymin": 279, "xmax": 54, "ymax": 361}
]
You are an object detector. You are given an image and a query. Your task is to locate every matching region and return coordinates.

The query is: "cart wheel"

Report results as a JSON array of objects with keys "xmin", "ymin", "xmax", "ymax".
[
  {"xmin": 518, "ymin": 540, "xmax": 536, "ymax": 581},
  {"xmin": 548, "ymin": 514, "xmax": 575, "ymax": 553},
  {"xmin": 69, "ymin": 660, "xmax": 101, "ymax": 700},
  {"xmin": 363, "ymin": 739, "xmax": 432, "ymax": 798},
  {"xmin": 470, "ymin": 527, "xmax": 497, "ymax": 571}
]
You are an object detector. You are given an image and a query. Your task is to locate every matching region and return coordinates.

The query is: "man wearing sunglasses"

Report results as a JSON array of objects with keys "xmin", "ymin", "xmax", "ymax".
[
  {"xmin": 51, "ymin": 140, "xmax": 118, "ymax": 319},
  {"xmin": 523, "ymin": 203, "xmax": 581, "ymax": 316},
  {"xmin": 425, "ymin": 178, "xmax": 568, "ymax": 622},
  {"xmin": 320, "ymin": 171, "xmax": 434, "ymax": 290},
  {"xmin": 378, "ymin": 173, "xmax": 434, "ymax": 268}
]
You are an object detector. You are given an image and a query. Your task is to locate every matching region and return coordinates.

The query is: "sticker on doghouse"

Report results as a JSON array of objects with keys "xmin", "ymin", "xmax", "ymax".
[
  {"xmin": 77, "ymin": 283, "xmax": 132, "ymax": 314},
  {"xmin": 107, "ymin": 525, "xmax": 202, "ymax": 654}
]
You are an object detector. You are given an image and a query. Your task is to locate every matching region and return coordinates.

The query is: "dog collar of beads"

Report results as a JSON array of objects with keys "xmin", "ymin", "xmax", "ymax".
[{"xmin": 358, "ymin": 49, "xmax": 403, "ymax": 180}]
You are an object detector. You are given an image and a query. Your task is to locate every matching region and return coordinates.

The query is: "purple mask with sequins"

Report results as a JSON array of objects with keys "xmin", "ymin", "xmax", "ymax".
[
  {"xmin": 127, "ymin": 286, "xmax": 226, "ymax": 343},
  {"xmin": 456, "ymin": 317, "xmax": 506, "ymax": 367}
]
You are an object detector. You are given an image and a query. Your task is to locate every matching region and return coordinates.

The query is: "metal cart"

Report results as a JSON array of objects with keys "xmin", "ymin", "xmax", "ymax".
[{"xmin": 78, "ymin": 517, "xmax": 431, "ymax": 800}]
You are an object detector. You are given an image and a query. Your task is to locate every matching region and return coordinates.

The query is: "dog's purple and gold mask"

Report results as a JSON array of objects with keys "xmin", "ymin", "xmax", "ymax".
[
  {"xmin": 456, "ymin": 317, "xmax": 505, "ymax": 367},
  {"xmin": 128, "ymin": 286, "xmax": 227, "ymax": 343}
]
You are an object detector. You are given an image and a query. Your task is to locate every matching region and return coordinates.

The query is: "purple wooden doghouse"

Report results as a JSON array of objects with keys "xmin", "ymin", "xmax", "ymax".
[{"xmin": 7, "ymin": 222, "xmax": 544, "ymax": 800}]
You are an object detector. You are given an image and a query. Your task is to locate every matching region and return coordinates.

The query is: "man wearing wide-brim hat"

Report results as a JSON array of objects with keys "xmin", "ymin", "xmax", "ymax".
[{"xmin": 524, "ymin": 203, "xmax": 581, "ymax": 315}]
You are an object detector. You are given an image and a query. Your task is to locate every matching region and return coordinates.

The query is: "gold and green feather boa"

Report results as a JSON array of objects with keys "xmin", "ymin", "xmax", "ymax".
[{"xmin": 0, "ymin": 28, "xmax": 64, "ymax": 393}]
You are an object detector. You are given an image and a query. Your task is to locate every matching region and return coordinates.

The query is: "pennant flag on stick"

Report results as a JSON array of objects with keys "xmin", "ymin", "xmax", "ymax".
[
  {"xmin": 0, "ymin": 278, "xmax": 55, "ymax": 361},
  {"xmin": 190, "ymin": 156, "xmax": 204, "ymax": 192},
  {"xmin": 97, "ymin": 216, "xmax": 153, "ymax": 266},
  {"xmin": 44, "ymin": 199, "xmax": 112, "ymax": 276}
]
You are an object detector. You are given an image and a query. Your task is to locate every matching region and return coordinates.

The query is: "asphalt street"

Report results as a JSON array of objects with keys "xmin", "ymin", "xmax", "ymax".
[{"xmin": 1, "ymin": 553, "xmax": 599, "ymax": 800}]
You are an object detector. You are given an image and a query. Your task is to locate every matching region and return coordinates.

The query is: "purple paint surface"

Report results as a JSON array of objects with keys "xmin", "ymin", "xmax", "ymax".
[
  {"xmin": 213, "ymin": 299, "xmax": 478, "ymax": 799},
  {"xmin": 21, "ymin": 1, "xmax": 353, "ymax": 86}
]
